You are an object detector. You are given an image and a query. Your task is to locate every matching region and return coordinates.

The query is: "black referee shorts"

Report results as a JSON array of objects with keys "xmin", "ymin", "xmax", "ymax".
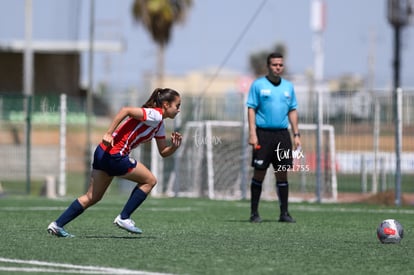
[{"xmin": 251, "ymin": 128, "xmax": 293, "ymax": 171}]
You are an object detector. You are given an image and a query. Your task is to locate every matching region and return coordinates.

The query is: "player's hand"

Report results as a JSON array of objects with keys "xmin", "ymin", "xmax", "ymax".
[
  {"xmin": 248, "ymin": 134, "xmax": 259, "ymax": 149},
  {"xmin": 293, "ymin": 136, "xmax": 301, "ymax": 150},
  {"xmin": 171, "ymin": 132, "xmax": 182, "ymax": 148},
  {"xmin": 102, "ymin": 133, "xmax": 114, "ymax": 147}
]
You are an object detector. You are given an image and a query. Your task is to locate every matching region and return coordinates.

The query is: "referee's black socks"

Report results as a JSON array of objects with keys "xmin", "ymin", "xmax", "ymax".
[
  {"xmin": 250, "ymin": 179, "xmax": 263, "ymax": 215},
  {"xmin": 276, "ymin": 181, "xmax": 289, "ymax": 214}
]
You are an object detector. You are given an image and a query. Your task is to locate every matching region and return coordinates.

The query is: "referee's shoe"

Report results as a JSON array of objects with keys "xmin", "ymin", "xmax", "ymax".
[
  {"xmin": 279, "ymin": 212, "xmax": 296, "ymax": 223},
  {"xmin": 249, "ymin": 213, "xmax": 262, "ymax": 223}
]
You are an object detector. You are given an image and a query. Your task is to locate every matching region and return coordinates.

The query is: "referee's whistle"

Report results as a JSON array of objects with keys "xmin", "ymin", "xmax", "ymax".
[{"xmin": 255, "ymin": 144, "xmax": 261, "ymax": 150}]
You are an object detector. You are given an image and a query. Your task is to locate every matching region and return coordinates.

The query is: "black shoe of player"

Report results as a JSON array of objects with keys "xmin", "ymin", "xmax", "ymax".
[
  {"xmin": 249, "ymin": 213, "xmax": 262, "ymax": 223},
  {"xmin": 279, "ymin": 213, "xmax": 296, "ymax": 223}
]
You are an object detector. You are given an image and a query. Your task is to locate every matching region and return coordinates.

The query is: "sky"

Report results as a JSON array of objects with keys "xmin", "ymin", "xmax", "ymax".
[{"xmin": 1, "ymin": 0, "xmax": 413, "ymax": 90}]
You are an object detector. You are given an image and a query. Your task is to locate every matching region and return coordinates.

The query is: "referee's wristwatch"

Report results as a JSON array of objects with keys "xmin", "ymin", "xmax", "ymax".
[{"xmin": 293, "ymin": 133, "xmax": 300, "ymax": 138}]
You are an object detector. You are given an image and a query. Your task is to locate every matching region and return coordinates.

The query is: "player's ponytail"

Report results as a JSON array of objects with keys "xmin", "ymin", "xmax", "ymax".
[{"xmin": 142, "ymin": 88, "xmax": 180, "ymax": 108}]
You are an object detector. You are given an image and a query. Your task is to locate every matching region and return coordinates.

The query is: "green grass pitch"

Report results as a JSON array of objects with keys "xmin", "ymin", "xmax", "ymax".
[{"xmin": 0, "ymin": 195, "xmax": 413, "ymax": 274}]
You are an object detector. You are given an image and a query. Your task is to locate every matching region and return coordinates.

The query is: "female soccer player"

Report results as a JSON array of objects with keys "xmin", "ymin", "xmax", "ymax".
[{"xmin": 47, "ymin": 88, "xmax": 182, "ymax": 237}]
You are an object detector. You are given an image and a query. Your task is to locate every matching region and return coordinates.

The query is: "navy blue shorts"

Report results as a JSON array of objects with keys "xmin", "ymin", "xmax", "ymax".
[
  {"xmin": 92, "ymin": 145, "xmax": 137, "ymax": 176},
  {"xmin": 251, "ymin": 128, "xmax": 293, "ymax": 170}
]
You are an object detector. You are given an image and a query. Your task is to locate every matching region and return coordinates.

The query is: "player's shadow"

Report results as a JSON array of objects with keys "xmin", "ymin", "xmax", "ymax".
[{"xmin": 81, "ymin": 235, "xmax": 157, "ymax": 239}]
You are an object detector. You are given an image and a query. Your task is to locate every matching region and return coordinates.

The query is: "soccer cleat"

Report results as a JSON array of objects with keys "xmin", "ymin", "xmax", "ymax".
[
  {"xmin": 249, "ymin": 213, "xmax": 262, "ymax": 223},
  {"xmin": 279, "ymin": 212, "xmax": 296, "ymax": 223},
  {"xmin": 47, "ymin": 222, "xmax": 74, "ymax": 238},
  {"xmin": 113, "ymin": 215, "xmax": 142, "ymax": 234}
]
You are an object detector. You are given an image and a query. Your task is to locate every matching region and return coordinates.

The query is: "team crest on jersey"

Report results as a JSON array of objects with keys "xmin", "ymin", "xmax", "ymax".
[{"xmin": 284, "ymin": 91, "xmax": 290, "ymax": 98}]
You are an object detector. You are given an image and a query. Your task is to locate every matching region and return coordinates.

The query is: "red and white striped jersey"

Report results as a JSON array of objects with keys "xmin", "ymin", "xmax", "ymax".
[{"xmin": 100, "ymin": 107, "xmax": 165, "ymax": 156}]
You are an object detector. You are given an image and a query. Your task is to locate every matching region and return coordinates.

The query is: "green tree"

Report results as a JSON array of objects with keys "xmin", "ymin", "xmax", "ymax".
[{"xmin": 132, "ymin": 0, "xmax": 193, "ymax": 86}]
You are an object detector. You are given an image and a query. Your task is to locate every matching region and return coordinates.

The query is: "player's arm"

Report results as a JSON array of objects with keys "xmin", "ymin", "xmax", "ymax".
[
  {"xmin": 156, "ymin": 132, "xmax": 182, "ymax": 158},
  {"xmin": 288, "ymin": 109, "xmax": 301, "ymax": 149},
  {"xmin": 102, "ymin": 107, "xmax": 144, "ymax": 146},
  {"xmin": 247, "ymin": 107, "xmax": 258, "ymax": 147}
]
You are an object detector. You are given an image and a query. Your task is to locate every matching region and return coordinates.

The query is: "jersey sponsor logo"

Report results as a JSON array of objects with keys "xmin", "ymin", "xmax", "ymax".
[{"xmin": 260, "ymin": 89, "xmax": 271, "ymax": 96}]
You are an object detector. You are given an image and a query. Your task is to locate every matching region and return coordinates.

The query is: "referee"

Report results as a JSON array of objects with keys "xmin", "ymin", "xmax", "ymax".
[{"xmin": 246, "ymin": 52, "xmax": 301, "ymax": 223}]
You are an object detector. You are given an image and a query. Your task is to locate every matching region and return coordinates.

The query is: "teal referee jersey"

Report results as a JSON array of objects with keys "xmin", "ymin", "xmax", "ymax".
[{"xmin": 246, "ymin": 76, "xmax": 297, "ymax": 129}]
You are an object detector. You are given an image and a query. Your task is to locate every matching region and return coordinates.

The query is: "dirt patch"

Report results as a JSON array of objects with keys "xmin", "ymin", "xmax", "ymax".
[
  {"xmin": 291, "ymin": 191, "xmax": 414, "ymax": 206},
  {"xmin": 361, "ymin": 190, "xmax": 414, "ymax": 206}
]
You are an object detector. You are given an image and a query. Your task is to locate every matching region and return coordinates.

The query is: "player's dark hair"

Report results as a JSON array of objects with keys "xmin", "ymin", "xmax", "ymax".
[
  {"xmin": 267, "ymin": 52, "xmax": 283, "ymax": 65},
  {"xmin": 142, "ymin": 88, "xmax": 180, "ymax": 108}
]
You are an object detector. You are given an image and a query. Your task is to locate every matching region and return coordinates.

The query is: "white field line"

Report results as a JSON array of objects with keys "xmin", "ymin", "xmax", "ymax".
[
  {"xmin": 0, "ymin": 257, "xmax": 173, "ymax": 275},
  {"xmin": 0, "ymin": 206, "xmax": 68, "ymax": 211},
  {"xmin": 0, "ymin": 267, "xmax": 125, "ymax": 274}
]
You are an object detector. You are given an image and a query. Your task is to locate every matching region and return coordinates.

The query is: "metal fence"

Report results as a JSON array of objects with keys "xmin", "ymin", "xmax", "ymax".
[{"xmin": 0, "ymin": 88, "xmax": 413, "ymax": 199}]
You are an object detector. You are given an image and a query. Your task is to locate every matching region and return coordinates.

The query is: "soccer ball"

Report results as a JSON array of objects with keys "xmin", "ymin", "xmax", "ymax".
[{"xmin": 377, "ymin": 219, "xmax": 404, "ymax": 244}]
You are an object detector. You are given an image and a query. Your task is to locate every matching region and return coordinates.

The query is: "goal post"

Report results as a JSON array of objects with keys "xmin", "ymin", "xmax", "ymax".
[
  {"xmin": 166, "ymin": 121, "xmax": 337, "ymax": 201},
  {"xmin": 205, "ymin": 120, "xmax": 243, "ymax": 199},
  {"xmin": 255, "ymin": 123, "xmax": 337, "ymax": 202},
  {"xmin": 296, "ymin": 123, "xmax": 337, "ymax": 201}
]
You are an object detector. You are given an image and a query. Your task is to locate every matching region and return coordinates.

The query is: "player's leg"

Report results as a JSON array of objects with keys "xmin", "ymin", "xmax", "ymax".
[
  {"xmin": 78, "ymin": 169, "xmax": 114, "ymax": 207},
  {"xmin": 249, "ymin": 128, "xmax": 273, "ymax": 223},
  {"xmin": 250, "ymin": 168, "xmax": 266, "ymax": 222},
  {"xmin": 113, "ymin": 162, "xmax": 156, "ymax": 234},
  {"xmin": 272, "ymin": 130, "xmax": 295, "ymax": 223},
  {"xmin": 119, "ymin": 162, "xmax": 157, "ymax": 217},
  {"xmin": 274, "ymin": 170, "xmax": 288, "ymax": 214},
  {"xmin": 48, "ymin": 170, "xmax": 113, "ymax": 237},
  {"xmin": 274, "ymin": 170, "xmax": 295, "ymax": 222}
]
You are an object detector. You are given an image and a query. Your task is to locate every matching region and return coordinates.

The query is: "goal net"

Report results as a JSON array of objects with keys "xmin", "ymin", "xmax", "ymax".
[
  {"xmin": 166, "ymin": 121, "xmax": 244, "ymax": 199},
  {"xmin": 166, "ymin": 121, "xmax": 337, "ymax": 201}
]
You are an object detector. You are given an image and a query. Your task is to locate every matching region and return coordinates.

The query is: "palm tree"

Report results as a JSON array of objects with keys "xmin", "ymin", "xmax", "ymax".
[{"xmin": 131, "ymin": 0, "xmax": 193, "ymax": 86}]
